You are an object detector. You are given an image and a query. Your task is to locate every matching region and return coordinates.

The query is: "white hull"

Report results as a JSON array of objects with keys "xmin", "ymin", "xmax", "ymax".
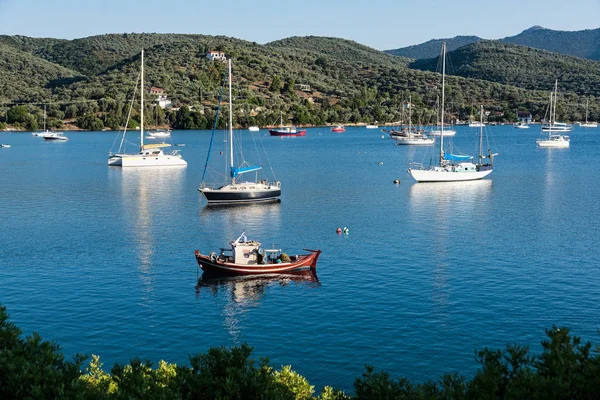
[
  {"xmin": 366, "ymin": 125, "xmax": 379, "ymax": 129},
  {"xmin": 248, "ymin": 126, "xmax": 260, "ymax": 131},
  {"xmin": 410, "ymin": 166, "xmax": 492, "ymax": 182},
  {"xmin": 580, "ymin": 123, "xmax": 598, "ymax": 128},
  {"xmin": 108, "ymin": 153, "xmax": 187, "ymax": 167},
  {"xmin": 428, "ymin": 129, "xmax": 456, "ymax": 136},
  {"xmin": 542, "ymin": 125, "xmax": 572, "ymax": 132},
  {"xmin": 536, "ymin": 140, "xmax": 570, "ymax": 148},
  {"xmin": 468, "ymin": 122, "xmax": 485, "ymax": 127},
  {"xmin": 394, "ymin": 138, "xmax": 435, "ymax": 145},
  {"xmin": 148, "ymin": 132, "xmax": 171, "ymax": 138}
]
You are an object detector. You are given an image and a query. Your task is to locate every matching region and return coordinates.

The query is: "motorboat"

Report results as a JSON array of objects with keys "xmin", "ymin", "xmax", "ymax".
[{"xmin": 194, "ymin": 233, "xmax": 321, "ymax": 275}]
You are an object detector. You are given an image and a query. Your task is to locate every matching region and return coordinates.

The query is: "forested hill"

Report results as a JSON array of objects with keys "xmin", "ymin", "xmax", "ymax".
[
  {"xmin": 0, "ymin": 33, "xmax": 598, "ymax": 131},
  {"xmin": 408, "ymin": 40, "xmax": 600, "ymax": 97},
  {"xmin": 266, "ymin": 36, "xmax": 411, "ymax": 67},
  {"xmin": 385, "ymin": 26, "xmax": 600, "ymax": 61},
  {"xmin": 502, "ymin": 25, "xmax": 600, "ymax": 61},
  {"xmin": 385, "ymin": 36, "xmax": 481, "ymax": 59}
]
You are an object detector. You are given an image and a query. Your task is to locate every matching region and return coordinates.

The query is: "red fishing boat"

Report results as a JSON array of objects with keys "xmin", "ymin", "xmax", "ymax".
[
  {"xmin": 195, "ymin": 233, "xmax": 321, "ymax": 275},
  {"xmin": 331, "ymin": 125, "xmax": 345, "ymax": 132}
]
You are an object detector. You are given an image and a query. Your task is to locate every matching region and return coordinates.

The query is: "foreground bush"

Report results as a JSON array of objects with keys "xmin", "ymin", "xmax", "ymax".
[{"xmin": 1, "ymin": 303, "xmax": 600, "ymax": 399}]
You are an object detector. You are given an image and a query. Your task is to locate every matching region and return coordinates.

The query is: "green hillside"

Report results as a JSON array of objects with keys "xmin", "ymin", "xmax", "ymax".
[
  {"xmin": 385, "ymin": 36, "xmax": 481, "ymax": 59},
  {"xmin": 385, "ymin": 26, "xmax": 600, "ymax": 61},
  {"xmin": 409, "ymin": 40, "xmax": 600, "ymax": 97},
  {"xmin": 503, "ymin": 26, "xmax": 600, "ymax": 61},
  {"xmin": 0, "ymin": 42, "xmax": 84, "ymax": 103},
  {"xmin": 1, "ymin": 33, "xmax": 599, "ymax": 131}
]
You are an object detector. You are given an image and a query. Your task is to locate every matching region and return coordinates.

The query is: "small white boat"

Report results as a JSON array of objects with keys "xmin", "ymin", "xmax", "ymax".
[
  {"xmin": 580, "ymin": 122, "xmax": 598, "ymax": 128},
  {"xmin": 147, "ymin": 130, "xmax": 171, "ymax": 138},
  {"xmin": 537, "ymin": 134, "xmax": 570, "ymax": 148},
  {"xmin": 428, "ymin": 128, "xmax": 456, "ymax": 136},
  {"xmin": 580, "ymin": 99, "xmax": 597, "ymax": 128},
  {"xmin": 0, "ymin": 144, "xmax": 11, "ymax": 148},
  {"xmin": 541, "ymin": 122, "xmax": 572, "ymax": 132},
  {"xmin": 43, "ymin": 132, "xmax": 68, "ymax": 141},
  {"xmin": 248, "ymin": 126, "xmax": 260, "ymax": 132},
  {"xmin": 366, "ymin": 125, "xmax": 379, "ymax": 129},
  {"xmin": 514, "ymin": 122, "xmax": 530, "ymax": 129},
  {"xmin": 468, "ymin": 121, "xmax": 485, "ymax": 128},
  {"xmin": 537, "ymin": 80, "xmax": 570, "ymax": 148}
]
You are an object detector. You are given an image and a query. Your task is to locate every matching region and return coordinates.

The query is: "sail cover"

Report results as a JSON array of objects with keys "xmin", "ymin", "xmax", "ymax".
[
  {"xmin": 231, "ymin": 165, "xmax": 262, "ymax": 178},
  {"xmin": 444, "ymin": 153, "xmax": 472, "ymax": 161}
]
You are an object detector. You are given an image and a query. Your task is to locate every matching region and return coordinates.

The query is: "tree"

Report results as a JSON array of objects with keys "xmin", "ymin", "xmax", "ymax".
[
  {"xmin": 174, "ymin": 106, "xmax": 195, "ymax": 129},
  {"xmin": 270, "ymin": 76, "xmax": 282, "ymax": 93},
  {"xmin": 6, "ymin": 106, "xmax": 29, "ymax": 124}
]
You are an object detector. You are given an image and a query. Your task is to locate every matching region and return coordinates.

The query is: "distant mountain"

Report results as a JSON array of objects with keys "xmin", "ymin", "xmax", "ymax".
[
  {"xmin": 385, "ymin": 36, "xmax": 481, "ymax": 59},
  {"xmin": 408, "ymin": 40, "xmax": 600, "ymax": 97},
  {"xmin": 502, "ymin": 26, "xmax": 600, "ymax": 61},
  {"xmin": 386, "ymin": 26, "xmax": 600, "ymax": 61}
]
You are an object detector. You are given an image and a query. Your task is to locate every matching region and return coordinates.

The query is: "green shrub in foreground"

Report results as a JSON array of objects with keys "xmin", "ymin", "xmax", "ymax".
[{"xmin": 2, "ymin": 303, "xmax": 600, "ymax": 399}]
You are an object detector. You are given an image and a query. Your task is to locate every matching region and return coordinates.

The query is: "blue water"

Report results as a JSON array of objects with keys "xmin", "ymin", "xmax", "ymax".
[{"xmin": 1, "ymin": 125, "xmax": 600, "ymax": 392}]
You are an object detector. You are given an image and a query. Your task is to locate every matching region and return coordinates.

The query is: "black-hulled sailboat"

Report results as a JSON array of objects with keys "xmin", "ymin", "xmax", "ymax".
[{"xmin": 198, "ymin": 59, "xmax": 281, "ymax": 204}]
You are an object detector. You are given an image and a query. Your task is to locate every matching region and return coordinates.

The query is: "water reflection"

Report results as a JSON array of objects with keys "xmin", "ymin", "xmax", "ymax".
[
  {"xmin": 198, "ymin": 201, "xmax": 282, "ymax": 243},
  {"xmin": 195, "ymin": 270, "xmax": 320, "ymax": 342},
  {"xmin": 408, "ymin": 180, "xmax": 493, "ymax": 327},
  {"xmin": 110, "ymin": 166, "xmax": 186, "ymax": 309}
]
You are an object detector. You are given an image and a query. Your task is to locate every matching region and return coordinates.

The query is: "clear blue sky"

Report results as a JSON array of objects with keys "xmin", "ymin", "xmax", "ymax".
[{"xmin": 1, "ymin": 0, "xmax": 599, "ymax": 50}]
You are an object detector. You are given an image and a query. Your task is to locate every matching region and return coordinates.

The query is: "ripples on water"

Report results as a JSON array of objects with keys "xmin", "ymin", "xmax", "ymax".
[{"xmin": 1, "ymin": 127, "xmax": 600, "ymax": 392}]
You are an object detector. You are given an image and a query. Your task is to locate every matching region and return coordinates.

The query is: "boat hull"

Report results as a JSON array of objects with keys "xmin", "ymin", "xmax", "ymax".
[
  {"xmin": 394, "ymin": 138, "xmax": 435, "ymax": 145},
  {"xmin": 268, "ymin": 129, "xmax": 306, "ymax": 137},
  {"xmin": 410, "ymin": 168, "xmax": 493, "ymax": 182},
  {"xmin": 108, "ymin": 154, "xmax": 187, "ymax": 167},
  {"xmin": 195, "ymin": 250, "xmax": 321, "ymax": 275},
  {"xmin": 198, "ymin": 185, "xmax": 281, "ymax": 204},
  {"xmin": 537, "ymin": 140, "xmax": 570, "ymax": 148},
  {"xmin": 429, "ymin": 129, "xmax": 457, "ymax": 136}
]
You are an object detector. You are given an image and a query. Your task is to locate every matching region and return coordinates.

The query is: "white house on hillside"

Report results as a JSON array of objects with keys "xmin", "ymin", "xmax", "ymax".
[
  {"xmin": 148, "ymin": 87, "xmax": 172, "ymax": 109},
  {"xmin": 206, "ymin": 50, "xmax": 226, "ymax": 62}
]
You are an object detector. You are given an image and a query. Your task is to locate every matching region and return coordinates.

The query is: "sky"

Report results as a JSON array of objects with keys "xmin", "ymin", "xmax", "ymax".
[{"xmin": 1, "ymin": 0, "xmax": 599, "ymax": 50}]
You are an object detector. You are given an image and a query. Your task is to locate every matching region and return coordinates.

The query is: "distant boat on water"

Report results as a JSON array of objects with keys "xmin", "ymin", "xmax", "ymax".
[
  {"xmin": 366, "ymin": 124, "xmax": 378, "ymax": 129},
  {"xmin": 198, "ymin": 60, "xmax": 281, "ymax": 205},
  {"xmin": 537, "ymin": 80, "xmax": 570, "ymax": 148},
  {"xmin": 580, "ymin": 99, "xmax": 598, "ymax": 128},
  {"xmin": 514, "ymin": 122, "xmax": 530, "ymax": 129},
  {"xmin": 409, "ymin": 44, "xmax": 496, "ymax": 182},
  {"xmin": 248, "ymin": 126, "xmax": 260, "ymax": 132},
  {"xmin": 108, "ymin": 50, "xmax": 186, "ymax": 167},
  {"xmin": 268, "ymin": 111, "xmax": 306, "ymax": 136},
  {"xmin": 331, "ymin": 125, "xmax": 345, "ymax": 132}
]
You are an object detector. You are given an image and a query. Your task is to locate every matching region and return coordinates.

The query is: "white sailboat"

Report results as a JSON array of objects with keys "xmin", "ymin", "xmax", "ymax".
[
  {"xmin": 580, "ymin": 99, "xmax": 597, "ymax": 128},
  {"xmin": 198, "ymin": 59, "xmax": 281, "ymax": 205},
  {"xmin": 34, "ymin": 105, "xmax": 66, "ymax": 139},
  {"xmin": 429, "ymin": 96, "xmax": 456, "ymax": 136},
  {"xmin": 409, "ymin": 43, "xmax": 495, "ymax": 183},
  {"xmin": 537, "ymin": 80, "xmax": 570, "ymax": 148},
  {"xmin": 108, "ymin": 50, "xmax": 186, "ymax": 167},
  {"xmin": 390, "ymin": 95, "xmax": 434, "ymax": 145}
]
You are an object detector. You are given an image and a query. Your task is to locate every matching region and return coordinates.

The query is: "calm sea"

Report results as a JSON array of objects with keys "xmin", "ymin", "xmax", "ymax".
[{"xmin": 1, "ymin": 125, "xmax": 599, "ymax": 392}]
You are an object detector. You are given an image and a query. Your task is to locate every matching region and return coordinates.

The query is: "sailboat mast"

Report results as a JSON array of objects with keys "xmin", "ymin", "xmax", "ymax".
[
  {"xmin": 479, "ymin": 105, "xmax": 483, "ymax": 163},
  {"xmin": 228, "ymin": 59, "xmax": 234, "ymax": 182},
  {"xmin": 440, "ymin": 42, "xmax": 446, "ymax": 165},
  {"xmin": 408, "ymin": 94, "xmax": 412, "ymax": 138},
  {"xmin": 43, "ymin": 104, "xmax": 47, "ymax": 131},
  {"xmin": 140, "ymin": 49, "xmax": 144, "ymax": 149}
]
